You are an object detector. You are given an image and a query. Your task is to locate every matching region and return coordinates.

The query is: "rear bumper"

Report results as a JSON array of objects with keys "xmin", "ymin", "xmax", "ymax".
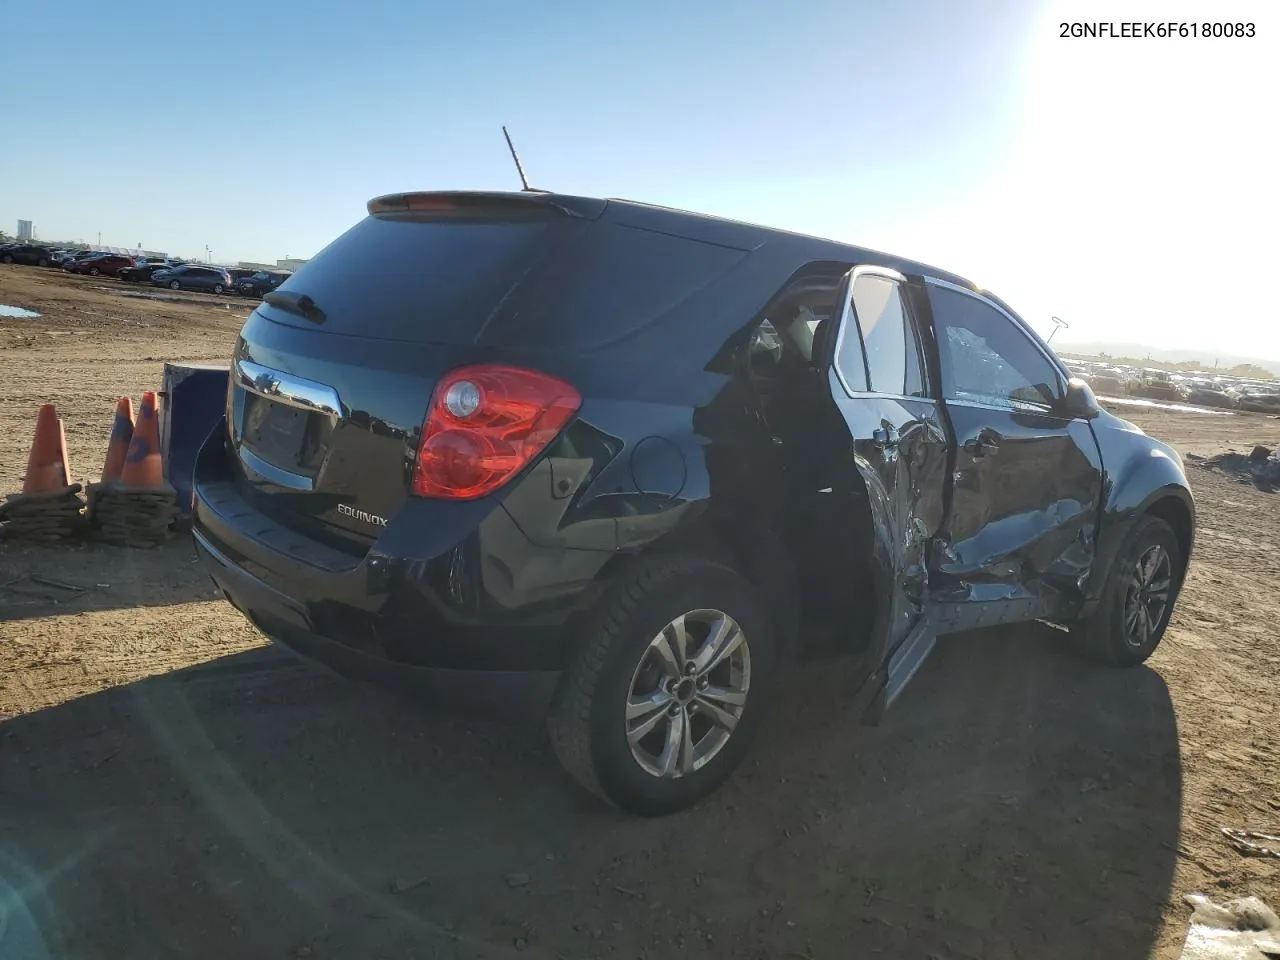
[
  {"xmin": 195, "ymin": 529, "xmax": 560, "ymax": 717},
  {"xmin": 191, "ymin": 427, "xmax": 615, "ymax": 717}
]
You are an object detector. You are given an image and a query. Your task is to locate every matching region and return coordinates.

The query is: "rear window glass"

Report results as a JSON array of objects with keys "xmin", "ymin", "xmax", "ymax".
[
  {"xmin": 266, "ymin": 214, "xmax": 552, "ymax": 342},
  {"xmin": 478, "ymin": 222, "xmax": 745, "ymax": 351},
  {"xmin": 267, "ymin": 212, "xmax": 745, "ymax": 349}
]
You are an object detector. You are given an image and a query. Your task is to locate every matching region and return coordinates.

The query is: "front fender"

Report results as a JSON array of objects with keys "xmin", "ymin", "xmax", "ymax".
[{"xmin": 1085, "ymin": 439, "xmax": 1194, "ymax": 606}]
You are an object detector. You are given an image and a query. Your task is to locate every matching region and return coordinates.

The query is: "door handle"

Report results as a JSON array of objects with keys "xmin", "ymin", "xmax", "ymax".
[
  {"xmin": 963, "ymin": 431, "xmax": 1000, "ymax": 459},
  {"xmin": 872, "ymin": 424, "xmax": 899, "ymax": 448}
]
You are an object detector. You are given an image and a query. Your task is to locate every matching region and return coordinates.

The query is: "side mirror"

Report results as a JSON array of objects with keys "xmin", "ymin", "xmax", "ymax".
[{"xmin": 1059, "ymin": 377, "xmax": 1101, "ymax": 420}]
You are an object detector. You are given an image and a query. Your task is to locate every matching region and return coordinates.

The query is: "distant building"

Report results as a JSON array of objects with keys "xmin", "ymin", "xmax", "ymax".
[
  {"xmin": 17, "ymin": 220, "xmax": 33, "ymax": 241},
  {"xmin": 276, "ymin": 258, "xmax": 307, "ymax": 272},
  {"xmin": 237, "ymin": 261, "xmax": 277, "ymax": 272}
]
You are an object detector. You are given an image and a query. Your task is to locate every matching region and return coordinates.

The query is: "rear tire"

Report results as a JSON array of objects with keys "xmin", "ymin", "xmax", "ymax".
[
  {"xmin": 170, "ymin": 280, "xmax": 180, "ymax": 290},
  {"xmin": 213, "ymin": 284, "xmax": 224, "ymax": 295},
  {"xmin": 89, "ymin": 267, "xmax": 100, "ymax": 276},
  {"xmin": 548, "ymin": 555, "xmax": 774, "ymax": 815},
  {"xmin": 1070, "ymin": 515, "xmax": 1184, "ymax": 667}
]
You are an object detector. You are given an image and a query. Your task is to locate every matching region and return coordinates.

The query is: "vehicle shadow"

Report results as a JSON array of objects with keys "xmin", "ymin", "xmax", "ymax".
[
  {"xmin": 0, "ymin": 538, "xmax": 218, "ymax": 623},
  {"xmin": 0, "ymin": 623, "xmax": 1180, "ymax": 960}
]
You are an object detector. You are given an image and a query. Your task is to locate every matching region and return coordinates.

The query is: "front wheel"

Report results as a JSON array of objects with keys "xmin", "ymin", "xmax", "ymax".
[
  {"xmin": 1070, "ymin": 515, "xmax": 1184, "ymax": 666},
  {"xmin": 548, "ymin": 556, "xmax": 773, "ymax": 815},
  {"xmin": 169, "ymin": 280, "xmax": 180, "ymax": 290},
  {"xmin": 4, "ymin": 254, "xmax": 15, "ymax": 263},
  {"xmin": 213, "ymin": 284, "xmax": 224, "ymax": 294}
]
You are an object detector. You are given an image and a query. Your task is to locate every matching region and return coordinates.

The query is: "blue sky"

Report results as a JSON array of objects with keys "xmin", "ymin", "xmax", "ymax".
[{"xmin": 2, "ymin": 0, "xmax": 1276, "ymax": 357}]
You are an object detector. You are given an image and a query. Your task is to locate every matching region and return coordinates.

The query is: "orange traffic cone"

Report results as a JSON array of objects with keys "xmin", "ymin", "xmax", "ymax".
[
  {"xmin": 23, "ymin": 403, "xmax": 73, "ymax": 494},
  {"xmin": 2, "ymin": 403, "xmax": 83, "ymax": 542},
  {"xmin": 119, "ymin": 390, "xmax": 165, "ymax": 489},
  {"xmin": 100, "ymin": 396, "xmax": 135, "ymax": 483}
]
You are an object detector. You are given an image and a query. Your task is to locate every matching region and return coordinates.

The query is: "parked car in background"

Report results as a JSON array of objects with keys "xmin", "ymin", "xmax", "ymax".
[
  {"xmin": 226, "ymin": 269, "xmax": 258, "ymax": 285},
  {"xmin": 193, "ymin": 188, "xmax": 1196, "ymax": 814},
  {"xmin": 118, "ymin": 261, "xmax": 176, "ymax": 283},
  {"xmin": 1237, "ymin": 391, "xmax": 1280, "ymax": 413},
  {"xmin": 1185, "ymin": 384, "xmax": 1235, "ymax": 408},
  {"xmin": 1, "ymin": 244, "xmax": 58, "ymax": 266},
  {"xmin": 1065, "ymin": 364, "xmax": 1092, "ymax": 384},
  {"xmin": 64, "ymin": 254, "xmax": 137, "ymax": 277},
  {"xmin": 152, "ymin": 264, "xmax": 233, "ymax": 293},
  {"xmin": 236, "ymin": 270, "xmax": 292, "ymax": 298},
  {"xmin": 1130, "ymin": 369, "xmax": 1185, "ymax": 401},
  {"xmin": 61, "ymin": 250, "xmax": 109, "ymax": 269}
]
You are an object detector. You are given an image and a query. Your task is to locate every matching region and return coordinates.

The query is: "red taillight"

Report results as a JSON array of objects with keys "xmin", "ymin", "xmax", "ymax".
[{"xmin": 411, "ymin": 365, "xmax": 580, "ymax": 500}]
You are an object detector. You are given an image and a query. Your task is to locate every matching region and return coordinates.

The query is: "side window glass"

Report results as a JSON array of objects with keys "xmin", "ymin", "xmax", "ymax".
[
  {"xmin": 833, "ymin": 293, "xmax": 868, "ymax": 392},
  {"xmin": 844, "ymin": 273, "xmax": 929, "ymax": 397},
  {"xmin": 852, "ymin": 274, "xmax": 906, "ymax": 394},
  {"xmin": 903, "ymin": 320, "xmax": 925, "ymax": 398},
  {"xmin": 929, "ymin": 286, "xmax": 1062, "ymax": 410}
]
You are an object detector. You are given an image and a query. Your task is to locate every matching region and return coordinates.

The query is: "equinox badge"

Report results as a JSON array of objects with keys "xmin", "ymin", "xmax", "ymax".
[{"xmin": 337, "ymin": 503, "xmax": 388, "ymax": 527}]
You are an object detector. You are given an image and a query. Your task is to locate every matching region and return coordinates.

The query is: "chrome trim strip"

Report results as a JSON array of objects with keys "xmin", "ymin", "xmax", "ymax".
[
  {"xmin": 238, "ymin": 446, "xmax": 315, "ymax": 491},
  {"xmin": 943, "ymin": 396, "xmax": 1060, "ymax": 416},
  {"xmin": 234, "ymin": 359, "xmax": 343, "ymax": 418},
  {"xmin": 851, "ymin": 390, "xmax": 939, "ymax": 404}
]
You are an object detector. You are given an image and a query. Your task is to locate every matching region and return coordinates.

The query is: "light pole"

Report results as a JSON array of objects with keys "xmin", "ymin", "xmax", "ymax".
[{"xmin": 1047, "ymin": 315, "xmax": 1069, "ymax": 344}]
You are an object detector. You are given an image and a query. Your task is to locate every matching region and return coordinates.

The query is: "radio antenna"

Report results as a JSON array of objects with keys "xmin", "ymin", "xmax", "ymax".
[{"xmin": 502, "ymin": 126, "xmax": 540, "ymax": 192}]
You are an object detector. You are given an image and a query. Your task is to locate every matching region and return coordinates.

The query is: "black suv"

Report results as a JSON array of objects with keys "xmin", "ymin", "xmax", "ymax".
[
  {"xmin": 118, "ymin": 261, "xmax": 175, "ymax": 283},
  {"xmin": 236, "ymin": 270, "xmax": 292, "ymax": 298},
  {"xmin": 193, "ymin": 191, "xmax": 1195, "ymax": 815},
  {"xmin": 1, "ymin": 244, "xmax": 57, "ymax": 266}
]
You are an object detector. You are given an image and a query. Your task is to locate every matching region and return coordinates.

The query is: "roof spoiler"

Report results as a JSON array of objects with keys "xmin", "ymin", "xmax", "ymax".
[{"xmin": 367, "ymin": 191, "xmax": 606, "ymax": 219}]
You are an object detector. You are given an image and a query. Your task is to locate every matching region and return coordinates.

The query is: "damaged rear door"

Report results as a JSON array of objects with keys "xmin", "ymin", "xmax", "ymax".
[{"xmin": 819, "ymin": 266, "xmax": 949, "ymax": 711}]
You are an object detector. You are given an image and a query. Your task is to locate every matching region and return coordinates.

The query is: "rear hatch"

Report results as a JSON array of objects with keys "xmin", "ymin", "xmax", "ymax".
[{"xmin": 226, "ymin": 191, "xmax": 746, "ymax": 555}]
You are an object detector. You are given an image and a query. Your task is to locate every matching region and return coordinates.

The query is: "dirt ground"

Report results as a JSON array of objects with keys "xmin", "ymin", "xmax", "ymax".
[{"xmin": 1, "ymin": 265, "xmax": 1277, "ymax": 960}]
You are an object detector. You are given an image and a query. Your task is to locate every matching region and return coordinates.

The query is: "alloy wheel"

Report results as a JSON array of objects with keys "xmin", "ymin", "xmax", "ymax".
[
  {"xmin": 1123, "ymin": 544, "xmax": 1172, "ymax": 649},
  {"xmin": 625, "ymin": 609, "xmax": 750, "ymax": 779}
]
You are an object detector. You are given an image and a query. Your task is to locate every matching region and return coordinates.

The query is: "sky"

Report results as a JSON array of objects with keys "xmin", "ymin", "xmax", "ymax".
[{"xmin": 2, "ymin": 0, "xmax": 1276, "ymax": 358}]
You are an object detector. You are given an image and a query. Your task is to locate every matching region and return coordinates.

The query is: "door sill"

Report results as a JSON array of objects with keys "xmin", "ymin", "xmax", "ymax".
[{"xmin": 884, "ymin": 616, "xmax": 936, "ymax": 709}]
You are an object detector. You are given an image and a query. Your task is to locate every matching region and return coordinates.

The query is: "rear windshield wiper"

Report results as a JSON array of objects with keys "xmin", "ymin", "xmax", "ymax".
[{"xmin": 263, "ymin": 290, "xmax": 325, "ymax": 324}]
